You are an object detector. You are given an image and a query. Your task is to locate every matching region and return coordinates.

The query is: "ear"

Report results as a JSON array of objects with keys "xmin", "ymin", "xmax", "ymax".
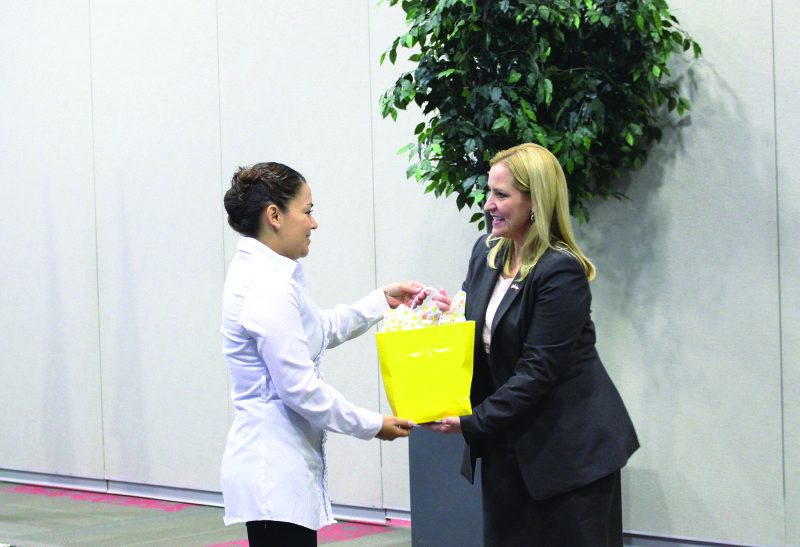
[{"xmin": 262, "ymin": 204, "xmax": 281, "ymax": 231}]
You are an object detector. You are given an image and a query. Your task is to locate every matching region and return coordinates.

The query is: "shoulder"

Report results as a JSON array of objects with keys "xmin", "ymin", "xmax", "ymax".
[
  {"xmin": 531, "ymin": 247, "xmax": 588, "ymax": 283},
  {"xmin": 472, "ymin": 233, "xmax": 490, "ymax": 251},
  {"xmin": 244, "ymin": 266, "xmax": 299, "ymax": 314},
  {"xmin": 469, "ymin": 233, "xmax": 498, "ymax": 261},
  {"xmin": 540, "ymin": 247, "xmax": 583, "ymax": 267}
]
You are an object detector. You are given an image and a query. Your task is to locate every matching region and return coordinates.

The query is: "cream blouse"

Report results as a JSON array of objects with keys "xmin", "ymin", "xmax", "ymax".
[{"xmin": 482, "ymin": 274, "xmax": 515, "ymax": 353}]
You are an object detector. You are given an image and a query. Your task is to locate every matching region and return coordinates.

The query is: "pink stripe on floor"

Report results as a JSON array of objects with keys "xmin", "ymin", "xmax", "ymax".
[
  {"xmin": 1, "ymin": 483, "xmax": 411, "ymax": 544},
  {"xmin": 0, "ymin": 484, "xmax": 198, "ymax": 512},
  {"xmin": 206, "ymin": 520, "xmax": 411, "ymax": 546},
  {"xmin": 318, "ymin": 521, "xmax": 393, "ymax": 543}
]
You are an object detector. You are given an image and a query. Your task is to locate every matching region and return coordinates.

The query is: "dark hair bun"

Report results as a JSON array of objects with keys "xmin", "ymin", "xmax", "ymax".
[
  {"xmin": 224, "ymin": 162, "xmax": 306, "ymax": 238},
  {"xmin": 231, "ymin": 166, "xmax": 261, "ymax": 192}
]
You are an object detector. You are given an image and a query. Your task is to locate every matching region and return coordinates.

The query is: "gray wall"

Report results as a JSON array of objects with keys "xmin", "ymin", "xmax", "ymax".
[
  {"xmin": 581, "ymin": 1, "xmax": 797, "ymax": 544},
  {"xmin": 0, "ymin": 1, "xmax": 797, "ymax": 545}
]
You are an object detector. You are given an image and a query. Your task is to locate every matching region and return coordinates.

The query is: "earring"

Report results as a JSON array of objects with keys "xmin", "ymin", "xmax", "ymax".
[{"xmin": 530, "ymin": 211, "xmax": 535, "ymax": 222}]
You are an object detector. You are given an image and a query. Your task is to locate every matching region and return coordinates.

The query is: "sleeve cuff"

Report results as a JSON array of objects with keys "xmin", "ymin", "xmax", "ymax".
[
  {"xmin": 358, "ymin": 411, "xmax": 384, "ymax": 440},
  {"xmin": 373, "ymin": 287, "xmax": 391, "ymax": 312},
  {"xmin": 460, "ymin": 414, "xmax": 480, "ymax": 445}
]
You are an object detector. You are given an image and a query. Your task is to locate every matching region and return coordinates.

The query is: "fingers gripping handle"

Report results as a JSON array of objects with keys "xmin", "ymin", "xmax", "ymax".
[{"xmin": 410, "ymin": 287, "xmax": 441, "ymax": 309}]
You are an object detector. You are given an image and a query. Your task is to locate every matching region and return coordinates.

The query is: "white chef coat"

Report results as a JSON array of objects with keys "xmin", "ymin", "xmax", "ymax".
[{"xmin": 220, "ymin": 236, "xmax": 386, "ymax": 529}]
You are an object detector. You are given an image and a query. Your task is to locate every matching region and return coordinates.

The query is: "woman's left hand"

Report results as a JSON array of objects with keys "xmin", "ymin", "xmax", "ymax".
[
  {"xmin": 420, "ymin": 416, "xmax": 462, "ymax": 434},
  {"xmin": 383, "ymin": 281, "xmax": 428, "ymax": 309}
]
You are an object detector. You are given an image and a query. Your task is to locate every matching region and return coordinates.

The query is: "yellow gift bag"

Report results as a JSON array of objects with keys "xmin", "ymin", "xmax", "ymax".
[{"xmin": 376, "ymin": 291, "xmax": 474, "ymax": 424}]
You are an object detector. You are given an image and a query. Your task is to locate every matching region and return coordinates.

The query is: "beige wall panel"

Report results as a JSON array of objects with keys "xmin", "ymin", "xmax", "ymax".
[
  {"xmin": 217, "ymin": 0, "xmax": 385, "ymax": 509},
  {"xmin": 0, "ymin": 1, "xmax": 104, "ymax": 478},
  {"xmin": 579, "ymin": 1, "xmax": 783, "ymax": 543},
  {"xmin": 91, "ymin": 0, "xmax": 229, "ymax": 490},
  {"xmin": 368, "ymin": 1, "xmax": 480, "ymax": 511}
]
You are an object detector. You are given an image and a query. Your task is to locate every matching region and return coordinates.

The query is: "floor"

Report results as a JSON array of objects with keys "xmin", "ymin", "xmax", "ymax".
[{"xmin": 0, "ymin": 482, "xmax": 412, "ymax": 547}]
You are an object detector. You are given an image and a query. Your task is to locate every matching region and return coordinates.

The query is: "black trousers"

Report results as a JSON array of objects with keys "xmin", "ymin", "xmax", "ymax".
[
  {"xmin": 246, "ymin": 520, "xmax": 317, "ymax": 547},
  {"xmin": 481, "ymin": 442, "xmax": 623, "ymax": 547}
]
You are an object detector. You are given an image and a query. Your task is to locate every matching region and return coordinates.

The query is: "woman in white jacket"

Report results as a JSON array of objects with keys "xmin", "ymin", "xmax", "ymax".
[{"xmin": 220, "ymin": 162, "xmax": 420, "ymax": 546}]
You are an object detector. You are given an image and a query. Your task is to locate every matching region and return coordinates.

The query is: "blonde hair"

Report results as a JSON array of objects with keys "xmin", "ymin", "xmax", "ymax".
[{"xmin": 487, "ymin": 143, "xmax": 596, "ymax": 280}]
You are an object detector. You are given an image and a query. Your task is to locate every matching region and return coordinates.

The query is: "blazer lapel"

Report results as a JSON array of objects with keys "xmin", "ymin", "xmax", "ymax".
[
  {"xmin": 491, "ymin": 270, "xmax": 524, "ymax": 339},
  {"xmin": 471, "ymin": 265, "xmax": 501, "ymax": 336}
]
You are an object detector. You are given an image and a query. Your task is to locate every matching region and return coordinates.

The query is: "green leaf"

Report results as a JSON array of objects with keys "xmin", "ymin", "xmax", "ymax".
[
  {"xmin": 508, "ymin": 70, "xmax": 522, "ymax": 84},
  {"xmin": 544, "ymin": 78, "xmax": 554, "ymax": 106},
  {"xmin": 397, "ymin": 142, "xmax": 415, "ymax": 156}
]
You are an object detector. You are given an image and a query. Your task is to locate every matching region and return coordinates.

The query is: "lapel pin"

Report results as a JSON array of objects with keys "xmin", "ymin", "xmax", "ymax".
[{"xmin": 511, "ymin": 283, "xmax": 520, "ymax": 291}]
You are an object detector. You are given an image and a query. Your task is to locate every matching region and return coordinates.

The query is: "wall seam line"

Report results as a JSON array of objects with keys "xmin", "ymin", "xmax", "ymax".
[
  {"xmin": 87, "ymin": 0, "xmax": 107, "ymax": 482},
  {"xmin": 214, "ymin": 0, "xmax": 235, "ymax": 437},
  {"xmin": 365, "ymin": 0, "xmax": 386, "ymax": 512},
  {"xmin": 770, "ymin": 0, "xmax": 787, "ymax": 536}
]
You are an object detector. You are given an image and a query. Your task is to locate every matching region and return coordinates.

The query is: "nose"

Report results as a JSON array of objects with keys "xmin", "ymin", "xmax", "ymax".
[
  {"xmin": 311, "ymin": 216, "xmax": 319, "ymax": 230},
  {"xmin": 484, "ymin": 196, "xmax": 495, "ymax": 212}
]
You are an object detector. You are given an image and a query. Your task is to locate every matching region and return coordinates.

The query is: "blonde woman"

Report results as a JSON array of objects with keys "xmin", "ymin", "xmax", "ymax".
[{"xmin": 428, "ymin": 144, "xmax": 639, "ymax": 546}]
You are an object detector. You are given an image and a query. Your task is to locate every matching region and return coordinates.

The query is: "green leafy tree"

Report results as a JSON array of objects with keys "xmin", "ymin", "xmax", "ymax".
[{"xmin": 380, "ymin": 0, "xmax": 701, "ymax": 225}]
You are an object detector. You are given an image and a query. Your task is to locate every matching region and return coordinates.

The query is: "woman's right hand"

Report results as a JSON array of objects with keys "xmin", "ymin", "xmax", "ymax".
[{"xmin": 376, "ymin": 415, "xmax": 414, "ymax": 440}]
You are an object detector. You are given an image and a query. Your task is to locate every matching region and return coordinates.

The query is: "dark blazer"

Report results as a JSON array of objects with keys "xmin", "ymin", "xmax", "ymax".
[{"xmin": 459, "ymin": 234, "xmax": 639, "ymax": 500}]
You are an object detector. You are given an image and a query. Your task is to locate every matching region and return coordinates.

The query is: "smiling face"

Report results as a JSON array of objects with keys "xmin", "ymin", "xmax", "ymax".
[
  {"xmin": 484, "ymin": 162, "xmax": 533, "ymax": 247},
  {"xmin": 274, "ymin": 182, "xmax": 318, "ymax": 260}
]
